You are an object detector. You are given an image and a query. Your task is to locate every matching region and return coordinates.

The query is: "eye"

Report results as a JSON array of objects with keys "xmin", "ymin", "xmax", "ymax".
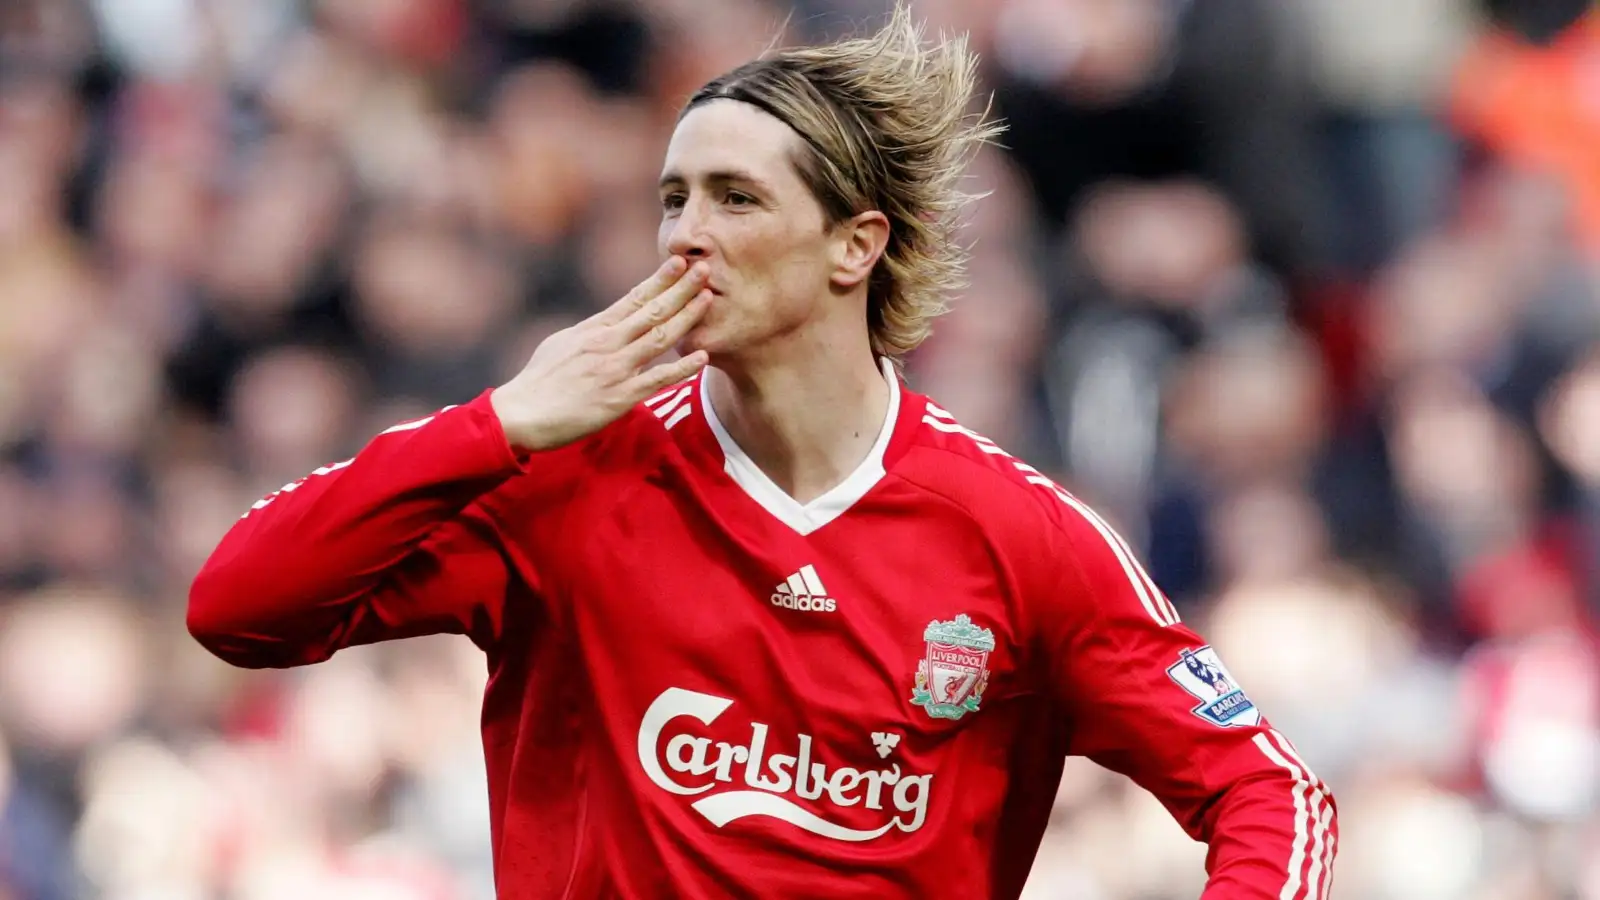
[
  {"xmin": 661, "ymin": 193, "xmax": 686, "ymax": 213},
  {"xmin": 725, "ymin": 191, "xmax": 756, "ymax": 207}
]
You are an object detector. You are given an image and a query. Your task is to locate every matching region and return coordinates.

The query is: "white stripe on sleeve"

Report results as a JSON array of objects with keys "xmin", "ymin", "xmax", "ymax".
[
  {"xmin": 1272, "ymin": 731, "xmax": 1335, "ymax": 900},
  {"xmin": 379, "ymin": 405, "xmax": 456, "ymax": 435},
  {"xmin": 650, "ymin": 386, "xmax": 693, "ymax": 418},
  {"xmin": 917, "ymin": 405, "xmax": 1180, "ymax": 625},
  {"xmin": 1252, "ymin": 732, "xmax": 1321, "ymax": 900},
  {"xmin": 1055, "ymin": 491, "xmax": 1181, "ymax": 627}
]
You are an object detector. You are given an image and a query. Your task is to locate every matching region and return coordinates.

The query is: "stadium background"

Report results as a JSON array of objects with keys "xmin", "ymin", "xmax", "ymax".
[{"xmin": 1, "ymin": 0, "xmax": 1598, "ymax": 897}]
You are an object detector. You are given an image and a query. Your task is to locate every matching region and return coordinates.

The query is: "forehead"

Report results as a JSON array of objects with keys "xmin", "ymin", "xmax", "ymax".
[{"xmin": 660, "ymin": 99, "xmax": 805, "ymax": 185}]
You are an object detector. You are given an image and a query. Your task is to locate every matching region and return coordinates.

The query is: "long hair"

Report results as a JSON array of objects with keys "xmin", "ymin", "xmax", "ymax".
[{"xmin": 680, "ymin": 3, "xmax": 1004, "ymax": 361}]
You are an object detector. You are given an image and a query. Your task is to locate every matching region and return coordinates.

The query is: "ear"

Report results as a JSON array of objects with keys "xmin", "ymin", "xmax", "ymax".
[{"xmin": 829, "ymin": 210, "xmax": 890, "ymax": 292}]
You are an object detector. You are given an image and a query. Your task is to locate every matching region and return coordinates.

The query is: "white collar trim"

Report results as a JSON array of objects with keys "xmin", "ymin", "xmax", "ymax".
[{"xmin": 701, "ymin": 357, "xmax": 900, "ymax": 536}]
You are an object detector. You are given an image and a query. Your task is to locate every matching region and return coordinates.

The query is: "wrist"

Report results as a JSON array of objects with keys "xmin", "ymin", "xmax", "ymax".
[{"xmin": 489, "ymin": 387, "xmax": 535, "ymax": 452}]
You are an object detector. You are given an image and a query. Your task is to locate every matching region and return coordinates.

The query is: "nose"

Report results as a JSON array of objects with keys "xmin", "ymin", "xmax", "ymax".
[{"xmin": 663, "ymin": 197, "xmax": 712, "ymax": 260}]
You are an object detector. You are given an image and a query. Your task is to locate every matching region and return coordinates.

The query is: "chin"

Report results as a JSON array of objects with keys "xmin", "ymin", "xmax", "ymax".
[
  {"xmin": 677, "ymin": 311, "xmax": 746, "ymax": 358},
  {"xmin": 676, "ymin": 325, "xmax": 722, "ymax": 360}
]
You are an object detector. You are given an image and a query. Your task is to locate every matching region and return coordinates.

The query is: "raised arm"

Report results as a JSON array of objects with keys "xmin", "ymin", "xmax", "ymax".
[
  {"xmin": 187, "ymin": 395, "xmax": 539, "ymax": 667},
  {"xmin": 1035, "ymin": 494, "xmax": 1337, "ymax": 899},
  {"xmin": 188, "ymin": 255, "xmax": 714, "ymax": 667}
]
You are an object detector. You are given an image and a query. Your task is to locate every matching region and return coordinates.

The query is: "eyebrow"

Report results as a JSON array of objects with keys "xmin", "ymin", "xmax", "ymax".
[{"xmin": 658, "ymin": 169, "xmax": 772, "ymax": 192}]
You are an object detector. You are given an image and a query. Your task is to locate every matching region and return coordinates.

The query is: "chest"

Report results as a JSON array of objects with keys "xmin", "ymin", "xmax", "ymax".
[
  {"xmin": 508, "ymin": 460, "xmax": 1048, "ymax": 850},
  {"xmin": 558, "ymin": 475, "xmax": 1028, "ymax": 711}
]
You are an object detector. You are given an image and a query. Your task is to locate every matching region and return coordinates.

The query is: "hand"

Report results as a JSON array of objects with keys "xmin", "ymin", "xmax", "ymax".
[{"xmin": 491, "ymin": 257, "xmax": 712, "ymax": 452}]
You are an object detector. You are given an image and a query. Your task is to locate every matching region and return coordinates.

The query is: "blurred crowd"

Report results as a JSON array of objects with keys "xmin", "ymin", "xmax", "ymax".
[{"xmin": 1, "ymin": 0, "xmax": 1598, "ymax": 898}]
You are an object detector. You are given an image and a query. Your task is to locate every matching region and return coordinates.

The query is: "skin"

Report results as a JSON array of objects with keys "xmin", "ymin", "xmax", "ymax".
[
  {"xmin": 657, "ymin": 99, "xmax": 894, "ymax": 502},
  {"xmin": 494, "ymin": 98, "xmax": 894, "ymax": 505}
]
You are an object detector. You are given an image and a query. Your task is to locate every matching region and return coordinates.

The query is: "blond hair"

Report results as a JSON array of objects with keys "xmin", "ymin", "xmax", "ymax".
[{"xmin": 681, "ymin": 3, "xmax": 1003, "ymax": 361}]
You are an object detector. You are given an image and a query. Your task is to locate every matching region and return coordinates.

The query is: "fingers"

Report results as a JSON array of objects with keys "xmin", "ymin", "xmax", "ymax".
[
  {"xmin": 626, "ymin": 350, "xmax": 710, "ymax": 400},
  {"xmin": 615, "ymin": 262, "xmax": 709, "ymax": 344},
  {"xmin": 591, "ymin": 256, "xmax": 689, "ymax": 328},
  {"xmin": 624, "ymin": 289, "xmax": 712, "ymax": 366}
]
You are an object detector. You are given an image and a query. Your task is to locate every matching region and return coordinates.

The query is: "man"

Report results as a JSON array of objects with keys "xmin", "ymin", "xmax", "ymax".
[{"xmin": 188, "ymin": 5, "xmax": 1337, "ymax": 897}]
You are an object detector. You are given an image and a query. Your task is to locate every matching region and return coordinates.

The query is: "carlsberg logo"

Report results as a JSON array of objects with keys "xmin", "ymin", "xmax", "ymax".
[{"xmin": 637, "ymin": 688, "xmax": 931, "ymax": 842}]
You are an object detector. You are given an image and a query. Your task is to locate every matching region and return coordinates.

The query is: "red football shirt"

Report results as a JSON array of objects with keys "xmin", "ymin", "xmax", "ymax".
[{"xmin": 189, "ymin": 360, "xmax": 1337, "ymax": 899}]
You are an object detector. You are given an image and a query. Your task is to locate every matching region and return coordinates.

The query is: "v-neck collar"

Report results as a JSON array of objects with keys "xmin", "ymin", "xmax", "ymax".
[{"xmin": 698, "ymin": 357, "xmax": 903, "ymax": 536}]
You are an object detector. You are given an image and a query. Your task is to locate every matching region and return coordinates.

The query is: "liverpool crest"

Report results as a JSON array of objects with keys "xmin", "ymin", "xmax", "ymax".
[{"xmin": 911, "ymin": 614, "xmax": 995, "ymax": 720}]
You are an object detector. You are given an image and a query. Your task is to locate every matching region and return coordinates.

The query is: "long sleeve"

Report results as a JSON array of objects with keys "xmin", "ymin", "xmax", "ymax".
[
  {"xmin": 1035, "ymin": 495, "xmax": 1337, "ymax": 899},
  {"xmin": 187, "ymin": 389, "xmax": 561, "ymax": 668}
]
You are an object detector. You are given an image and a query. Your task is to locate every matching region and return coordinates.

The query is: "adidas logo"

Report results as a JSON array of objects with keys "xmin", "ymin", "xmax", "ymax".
[{"xmin": 771, "ymin": 564, "xmax": 837, "ymax": 613}]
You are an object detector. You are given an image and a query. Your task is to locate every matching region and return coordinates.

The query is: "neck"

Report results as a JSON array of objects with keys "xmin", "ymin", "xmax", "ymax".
[{"xmin": 706, "ymin": 333, "xmax": 892, "ymax": 506}]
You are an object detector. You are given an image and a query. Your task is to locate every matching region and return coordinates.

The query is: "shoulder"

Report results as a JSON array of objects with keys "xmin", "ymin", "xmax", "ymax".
[
  {"xmin": 568, "ymin": 376, "xmax": 704, "ymax": 470},
  {"xmin": 895, "ymin": 397, "xmax": 1088, "ymax": 539},
  {"xmin": 896, "ymin": 394, "xmax": 1180, "ymax": 624},
  {"xmin": 639, "ymin": 375, "xmax": 701, "ymax": 428},
  {"xmin": 485, "ymin": 378, "xmax": 698, "ymax": 508}
]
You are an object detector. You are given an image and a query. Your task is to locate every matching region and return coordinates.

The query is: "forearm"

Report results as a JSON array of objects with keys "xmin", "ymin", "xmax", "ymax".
[
  {"xmin": 187, "ymin": 391, "xmax": 525, "ymax": 665},
  {"xmin": 1197, "ymin": 734, "xmax": 1338, "ymax": 900}
]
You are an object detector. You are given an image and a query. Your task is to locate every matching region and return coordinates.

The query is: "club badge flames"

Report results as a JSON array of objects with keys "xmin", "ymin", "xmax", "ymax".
[{"xmin": 911, "ymin": 614, "xmax": 995, "ymax": 721}]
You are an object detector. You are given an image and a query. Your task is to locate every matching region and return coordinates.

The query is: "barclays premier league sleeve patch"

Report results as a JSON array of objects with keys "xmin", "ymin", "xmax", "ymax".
[{"xmin": 1166, "ymin": 646, "xmax": 1261, "ymax": 728}]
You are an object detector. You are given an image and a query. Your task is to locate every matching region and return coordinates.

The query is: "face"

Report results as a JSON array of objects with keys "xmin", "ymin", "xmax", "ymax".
[{"xmin": 656, "ymin": 100, "xmax": 870, "ymax": 358}]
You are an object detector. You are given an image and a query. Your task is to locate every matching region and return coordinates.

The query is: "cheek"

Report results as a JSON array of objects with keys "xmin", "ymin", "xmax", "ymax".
[
  {"xmin": 744, "ymin": 226, "xmax": 826, "ymax": 286},
  {"xmin": 715, "ymin": 220, "xmax": 828, "ymax": 311},
  {"xmin": 771, "ymin": 248, "xmax": 834, "ymax": 303}
]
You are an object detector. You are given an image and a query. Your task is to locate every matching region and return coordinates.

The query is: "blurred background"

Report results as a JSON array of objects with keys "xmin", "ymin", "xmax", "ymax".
[{"xmin": 0, "ymin": 0, "xmax": 1598, "ymax": 897}]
